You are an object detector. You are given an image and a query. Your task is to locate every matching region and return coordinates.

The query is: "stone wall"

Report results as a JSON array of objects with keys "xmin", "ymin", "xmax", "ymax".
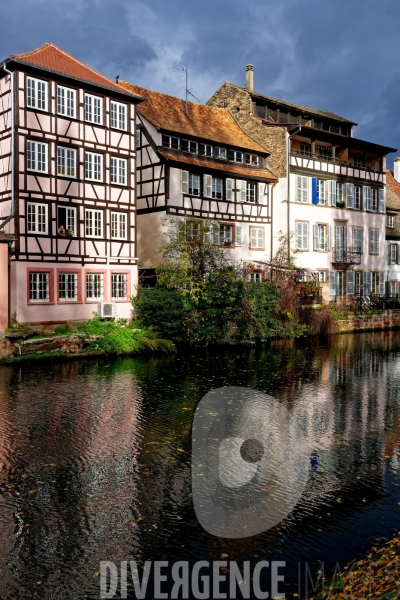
[
  {"xmin": 207, "ymin": 82, "xmax": 287, "ymax": 178},
  {"xmin": 337, "ymin": 310, "xmax": 400, "ymax": 333}
]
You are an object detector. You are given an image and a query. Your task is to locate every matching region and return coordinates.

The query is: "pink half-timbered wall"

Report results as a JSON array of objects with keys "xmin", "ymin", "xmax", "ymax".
[{"xmin": 1, "ymin": 69, "xmax": 138, "ymax": 325}]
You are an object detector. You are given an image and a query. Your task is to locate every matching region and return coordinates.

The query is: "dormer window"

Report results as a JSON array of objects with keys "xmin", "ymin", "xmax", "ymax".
[
  {"xmin": 200, "ymin": 144, "xmax": 213, "ymax": 157},
  {"xmin": 245, "ymin": 153, "xmax": 259, "ymax": 166},
  {"xmin": 162, "ymin": 135, "xmax": 179, "ymax": 150},
  {"xmin": 228, "ymin": 150, "xmax": 243, "ymax": 163},
  {"xmin": 214, "ymin": 147, "xmax": 227, "ymax": 160},
  {"xmin": 182, "ymin": 140, "xmax": 198, "ymax": 154},
  {"xmin": 388, "ymin": 215, "xmax": 395, "ymax": 228}
]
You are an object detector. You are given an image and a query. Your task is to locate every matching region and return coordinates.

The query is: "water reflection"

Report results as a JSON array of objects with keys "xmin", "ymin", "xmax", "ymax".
[{"xmin": 0, "ymin": 332, "xmax": 398, "ymax": 598}]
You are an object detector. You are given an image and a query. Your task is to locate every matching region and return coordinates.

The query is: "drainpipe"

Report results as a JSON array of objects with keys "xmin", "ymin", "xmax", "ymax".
[
  {"xmin": 287, "ymin": 125, "xmax": 301, "ymax": 260},
  {"xmin": 0, "ymin": 62, "xmax": 14, "ymax": 229}
]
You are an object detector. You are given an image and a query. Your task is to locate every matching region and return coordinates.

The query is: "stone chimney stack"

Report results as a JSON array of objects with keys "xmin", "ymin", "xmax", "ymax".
[
  {"xmin": 245, "ymin": 64, "xmax": 254, "ymax": 93},
  {"xmin": 394, "ymin": 157, "xmax": 400, "ymax": 183}
]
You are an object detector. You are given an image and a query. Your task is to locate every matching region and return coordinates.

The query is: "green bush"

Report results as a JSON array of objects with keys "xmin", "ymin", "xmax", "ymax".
[{"xmin": 132, "ymin": 287, "xmax": 190, "ymax": 343}]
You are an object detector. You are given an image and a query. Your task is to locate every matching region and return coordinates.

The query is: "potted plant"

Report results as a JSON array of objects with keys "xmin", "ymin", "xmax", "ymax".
[
  {"xmin": 336, "ymin": 200, "xmax": 345, "ymax": 208},
  {"xmin": 66, "ymin": 228, "xmax": 74, "ymax": 237}
]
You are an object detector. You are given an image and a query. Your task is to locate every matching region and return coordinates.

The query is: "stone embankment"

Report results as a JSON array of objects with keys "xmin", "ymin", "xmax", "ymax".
[
  {"xmin": 0, "ymin": 330, "xmax": 103, "ymax": 361},
  {"xmin": 337, "ymin": 309, "xmax": 400, "ymax": 333}
]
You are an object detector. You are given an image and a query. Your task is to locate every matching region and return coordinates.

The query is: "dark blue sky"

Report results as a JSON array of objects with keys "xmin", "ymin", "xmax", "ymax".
[{"xmin": 2, "ymin": 0, "xmax": 400, "ymax": 163}]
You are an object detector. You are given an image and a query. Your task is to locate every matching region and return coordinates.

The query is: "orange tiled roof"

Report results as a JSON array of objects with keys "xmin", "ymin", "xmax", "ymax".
[
  {"xmin": 159, "ymin": 150, "xmax": 276, "ymax": 181},
  {"xmin": 10, "ymin": 43, "xmax": 141, "ymax": 99},
  {"xmin": 386, "ymin": 170, "xmax": 400, "ymax": 211},
  {"xmin": 119, "ymin": 81, "xmax": 268, "ymax": 154}
]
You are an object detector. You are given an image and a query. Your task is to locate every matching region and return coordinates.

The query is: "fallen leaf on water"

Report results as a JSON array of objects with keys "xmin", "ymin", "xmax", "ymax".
[
  {"xmin": 177, "ymin": 448, "xmax": 185, "ymax": 453},
  {"xmin": 28, "ymin": 489, "xmax": 38, "ymax": 495},
  {"xmin": 221, "ymin": 553, "xmax": 228, "ymax": 559},
  {"xmin": 21, "ymin": 474, "xmax": 28, "ymax": 479},
  {"xmin": 93, "ymin": 572, "xmax": 99, "ymax": 578},
  {"xmin": 130, "ymin": 517, "xmax": 144, "ymax": 527}
]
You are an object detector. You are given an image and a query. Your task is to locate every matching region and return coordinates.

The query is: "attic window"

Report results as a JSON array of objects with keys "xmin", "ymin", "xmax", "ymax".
[
  {"xmin": 279, "ymin": 110, "xmax": 288, "ymax": 124},
  {"xmin": 388, "ymin": 215, "xmax": 395, "ymax": 228},
  {"xmin": 331, "ymin": 124, "xmax": 340, "ymax": 134},
  {"xmin": 256, "ymin": 104, "xmax": 265, "ymax": 119},
  {"xmin": 214, "ymin": 147, "xmax": 227, "ymax": 160},
  {"xmin": 245, "ymin": 153, "xmax": 259, "ymax": 166},
  {"xmin": 162, "ymin": 135, "xmax": 180, "ymax": 150},
  {"xmin": 289, "ymin": 114, "xmax": 299, "ymax": 124},
  {"xmin": 200, "ymin": 144, "xmax": 213, "ymax": 157},
  {"xmin": 314, "ymin": 120, "xmax": 322, "ymax": 129},
  {"xmin": 228, "ymin": 150, "xmax": 243, "ymax": 163},
  {"xmin": 266, "ymin": 107, "xmax": 276, "ymax": 122},
  {"xmin": 182, "ymin": 140, "xmax": 198, "ymax": 154}
]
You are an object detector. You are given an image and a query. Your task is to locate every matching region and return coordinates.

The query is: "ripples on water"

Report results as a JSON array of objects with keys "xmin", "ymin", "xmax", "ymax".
[{"xmin": 0, "ymin": 332, "xmax": 400, "ymax": 598}]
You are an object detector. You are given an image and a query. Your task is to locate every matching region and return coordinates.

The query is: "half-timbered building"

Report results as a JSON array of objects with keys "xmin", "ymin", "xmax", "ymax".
[
  {"xmin": 385, "ymin": 162, "xmax": 400, "ymax": 295},
  {"xmin": 0, "ymin": 43, "xmax": 143, "ymax": 327},
  {"xmin": 117, "ymin": 81, "xmax": 276, "ymax": 280},
  {"xmin": 207, "ymin": 65, "xmax": 397, "ymax": 301}
]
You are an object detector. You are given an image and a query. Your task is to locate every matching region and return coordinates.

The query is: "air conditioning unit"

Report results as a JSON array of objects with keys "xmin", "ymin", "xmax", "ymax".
[{"xmin": 97, "ymin": 302, "xmax": 116, "ymax": 319}]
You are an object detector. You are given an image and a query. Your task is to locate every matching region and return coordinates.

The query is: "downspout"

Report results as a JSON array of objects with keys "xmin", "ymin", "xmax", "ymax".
[
  {"xmin": 287, "ymin": 125, "xmax": 301, "ymax": 260},
  {"xmin": 0, "ymin": 62, "xmax": 14, "ymax": 229}
]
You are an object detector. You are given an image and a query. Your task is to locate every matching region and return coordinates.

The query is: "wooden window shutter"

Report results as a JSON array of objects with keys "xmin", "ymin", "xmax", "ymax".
[
  {"xmin": 364, "ymin": 271, "xmax": 372, "ymax": 295},
  {"xmin": 203, "ymin": 174, "xmax": 212, "ymax": 198},
  {"xmin": 397, "ymin": 244, "xmax": 400, "ymax": 264},
  {"xmin": 181, "ymin": 170, "xmax": 189, "ymax": 194},
  {"xmin": 379, "ymin": 272, "xmax": 385, "ymax": 294},
  {"xmin": 296, "ymin": 222, "xmax": 304, "ymax": 249},
  {"xmin": 346, "ymin": 271, "xmax": 355, "ymax": 295},
  {"xmin": 258, "ymin": 182, "xmax": 269, "ymax": 207},
  {"xmin": 235, "ymin": 225, "xmax": 242, "ymax": 246},
  {"xmin": 239, "ymin": 180, "xmax": 247, "ymax": 203},
  {"xmin": 379, "ymin": 188, "xmax": 385, "ymax": 213},
  {"xmin": 212, "ymin": 223, "xmax": 220, "ymax": 245},
  {"xmin": 328, "ymin": 225, "xmax": 332, "ymax": 251},
  {"xmin": 311, "ymin": 178, "xmax": 318, "ymax": 204},
  {"xmin": 346, "ymin": 183, "xmax": 354, "ymax": 209},
  {"xmin": 258, "ymin": 228, "xmax": 264, "ymax": 248},
  {"xmin": 363, "ymin": 186, "xmax": 371, "ymax": 211},
  {"xmin": 328, "ymin": 180, "xmax": 336, "ymax": 206},
  {"xmin": 313, "ymin": 224, "xmax": 318, "ymax": 251},
  {"xmin": 226, "ymin": 178, "xmax": 233, "ymax": 201},
  {"xmin": 251, "ymin": 227, "xmax": 258, "ymax": 248},
  {"xmin": 329, "ymin": 271, "xmax": 336, "ymax": 297}
]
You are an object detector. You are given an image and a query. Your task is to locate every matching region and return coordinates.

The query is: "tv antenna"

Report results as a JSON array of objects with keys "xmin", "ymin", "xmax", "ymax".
[{"xmin": 168, "ymin": 65, "xmax": 201, "ymax": 115}]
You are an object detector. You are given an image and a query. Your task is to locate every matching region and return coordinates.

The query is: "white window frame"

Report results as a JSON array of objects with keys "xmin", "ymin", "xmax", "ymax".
[
  {"xmin": 57, "ymin": 205, "xmax": 77, "ymax": 237},
  {"xmin": 57, "ymin": 86, "xmax": 76, "ymax": 118},
  {"xmin": 314, "ymin": 223, "xmax": 327, "ymax": 251},
  {"xmin": 111, "ymin": 156, "xmax": 127, "ymax": 186},
  {"xmin": 59, "ymin": 272, "xmax": 78, "ymax": 301},
  {"xmin": 27, "ymin": 202, "xmax": 48, "ymax": 235},
  {"xmin": 317, "ymin": 270, "xmax": 326, "ymax": 283},
  {"xmin": 390, "ymin": 244, "xmax": 397, "ymax": 265},
  {"xmin": 214, "ymin": 147, "xmax": 227, "ymax": 160},
  {"xmin": 188, "ymin": 173, "xmax": 200, "ymax": 196},
  {"xmin": 200, "ymin": 144, "xmax": 213, "ymax": 157},
  {"xmin": 388, "ymin": 215, "xmax": 395, "ymax": 228},
  {"xmin": 250, "ymin": 227, "xmax": 264, "ymax": 249},
  {"xmin": 29, "ymin": 272, "xmax": 50, "ymax": 302},
  {"xmin": 354, "ymin": 186, "xmax": 361, "ymax": 210},
  {"xmin": 245, "ymin": 153, "xmax": 259, "ymax": 166},
  {"xmin": 220, "ymin": 224, "xmax": 233, "ymax": 245},
  {"xmin": 85, "ymin": 209, "xmax": 103, "ymax": 238},
  {"xmin": 182, "ymin": 140, "xmax": 198, "ymax": 154},
  {"xmin": 162, "ymin": 135, "xmax": 180, "ymax": 150},
  {"xmin": 57, "ymin": 146, "xmax": 76, "ymax": 178},
  {"xmin": 27, "ymin": 140, "xmax": 48, "ymax": 173},
  {"xmin": 246, "ymin": 181, "xmax": 257, "ymax": 203},
  {"xmin": 26, "ymin": 76, "xmax": 48, "ymax": 111},
  {"xmin": 110, "ymin": 101, "xmax": 127, "ymax": 130},
  {"xmin": 111, "ymin": 212, "xmax": 127, "ymax": 240},
  {"xmin": 111, "ymin": 273, "xmax": 128, "ymax": 300},
  {"xmin": 86, "ymin": 273, "xmax": 103, "ymax": 301},
  {"xmin": 228, "ymin": 150, "xmax": 243, "ymax": 163},
  {"xmin": 85, "ymin": 152, "xmax": 103, "ymax": 182},
  {"xmin": 85, "ymin": 93, "xmax": 103, "ymax": 125},
  {"xmin": 296, "ymin": 221, "xmax": 309, "ymax": 251},
  {"xmin": 317, "ymin": 179, "xmax": 325, "ymax": 205}
]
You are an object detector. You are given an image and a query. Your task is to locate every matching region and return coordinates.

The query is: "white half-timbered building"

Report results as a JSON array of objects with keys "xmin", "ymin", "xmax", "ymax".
[
  {"xmin": 117, "ymin": 81, "xmax": 277, "ymax": 282},
  {"xmin": 0, "ymin": 43, "xmax": 143, "ymax": 327}
]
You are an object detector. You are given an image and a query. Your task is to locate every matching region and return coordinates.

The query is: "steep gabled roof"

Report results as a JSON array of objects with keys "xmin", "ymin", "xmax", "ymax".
[
  {"xmin": 214, "ymin": 81, "xmax": 357, "ymax": 125},
  {"xmin": 386, "ymin": 170, "xmax": 400, "ymax": 211},
  {"xmin": 119, "ymin": 81, "xmax": 268, "ymax": 154},
  {"xmin": 8, "ymin": 43, "xmax": 142, "ymax": 100},
  {"xmin": 159, "ymin": 151, "xmax": 276, "ymax": 181}
]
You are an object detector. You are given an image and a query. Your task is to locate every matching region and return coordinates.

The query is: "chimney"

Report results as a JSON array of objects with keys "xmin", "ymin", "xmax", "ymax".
[
  {"xmin": 245, "ymin": 64, "xmax": 254, "ymax": 93},
  {"xmin": 394, "ymin": 157, "xmax": 400, "ymax": 183}
]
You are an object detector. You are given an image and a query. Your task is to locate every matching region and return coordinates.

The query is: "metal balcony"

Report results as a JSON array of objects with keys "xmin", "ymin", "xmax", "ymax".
[{"xmin": 331, "ymin": 246, "xmax": 362, "ymax": 267}]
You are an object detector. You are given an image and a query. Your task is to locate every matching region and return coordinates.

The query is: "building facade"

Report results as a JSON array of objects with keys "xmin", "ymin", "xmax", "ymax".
[
  {"xmin": 386, "ymin": 162, "xmax": 400, "ymax": 295},
  {"xmin": 117, "ymin": 81, "xmax": 277, "ymax": 280},
  {"xmin": 207, "ymin": 66, "xmax": 396, "ymax": 301},
  {"xmin": 0, "ymin": 43, "xmax": 143, "ymax": 327}
]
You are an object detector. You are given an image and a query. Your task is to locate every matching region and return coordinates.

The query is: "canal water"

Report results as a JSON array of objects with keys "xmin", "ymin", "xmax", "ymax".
[{"xmin": 0, "ymin": 331, "xmax": 400, "ymax": 599}]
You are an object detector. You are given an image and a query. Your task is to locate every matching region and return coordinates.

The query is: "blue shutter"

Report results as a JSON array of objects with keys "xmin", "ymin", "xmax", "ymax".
[{"xmin": 311, "ymin": 178, "xmax": 318, "ymax": 205}]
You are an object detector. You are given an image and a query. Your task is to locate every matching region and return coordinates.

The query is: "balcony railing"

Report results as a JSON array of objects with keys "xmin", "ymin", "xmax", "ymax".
[
  {"xmin": 331, "ymin": 246, "xmax": 362, "ymax": 266},
  {"xmin": 290, "ymin": 151, "xmax": 385, "ymax": 183}
]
